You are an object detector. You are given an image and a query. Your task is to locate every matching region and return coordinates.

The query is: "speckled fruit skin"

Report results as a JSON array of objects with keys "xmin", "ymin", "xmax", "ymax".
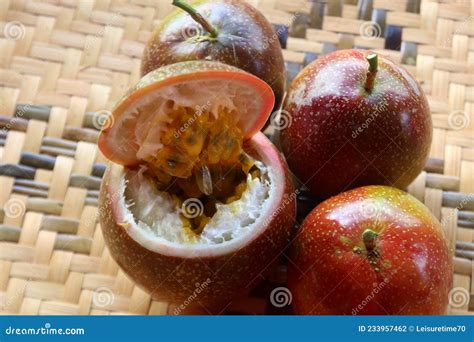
[
  {"xmin": 280, "ymin": 49, "xmax": 432, "ymax": 198},
  {"xmin": 141, "ymin": 0, "xmax": 285, "ymax": 111},
  {"xmin": 100, "ymin": 132, "xmax": 296, "ymax": 308},
  {"xmin": 288, "ymin": 185, "xmax": 452, "ymax": 315}
]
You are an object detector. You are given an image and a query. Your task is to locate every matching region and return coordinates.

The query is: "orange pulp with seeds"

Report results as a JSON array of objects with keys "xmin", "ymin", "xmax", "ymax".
[{"xmin": 143, "ymin": 105, "xmax": 259, "ymax": 233}]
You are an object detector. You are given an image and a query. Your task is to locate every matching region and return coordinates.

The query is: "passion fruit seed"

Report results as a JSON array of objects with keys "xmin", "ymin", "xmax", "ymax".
[{"xmin": 144, "ymin": 106, "xmax": 259, "ymax": 234}]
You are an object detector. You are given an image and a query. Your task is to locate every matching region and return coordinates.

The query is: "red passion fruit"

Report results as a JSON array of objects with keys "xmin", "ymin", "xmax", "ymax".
[
  {"xmin": 141, "ymin": 0, "xmax": 286, "ymax": 111},
  {"xmin": 280, "ymin": 49, "xmax": 432, "ymax": 198},
  {"xmin": 98, "ymin": 60, "xmax": 296, "ymax": 307},
  {"xmin": 288, "ymin": 185, "xmax": 453, "ymax": 315}
]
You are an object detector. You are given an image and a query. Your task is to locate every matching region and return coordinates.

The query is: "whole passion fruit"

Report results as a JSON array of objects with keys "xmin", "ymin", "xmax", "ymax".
[
  {"xmin": 280, "ymin": 50, "xmax": 432, "ymax": 199},
  {"xmin": 141, "ymin": 0, "xmax": 286, "ymax": 112},
  {"xmin": 288, "ymin": 186, "xmax": 452, "ymax": 315},
  {"xmin": 98, "ymin": 60, "xmax": 296, "ymax": 308}
]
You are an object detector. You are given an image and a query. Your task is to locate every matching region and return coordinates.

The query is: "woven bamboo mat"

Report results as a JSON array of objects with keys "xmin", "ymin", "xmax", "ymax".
[{"xmin": 0, "ymin": 0, "xmax": 472, "ymax": 315}]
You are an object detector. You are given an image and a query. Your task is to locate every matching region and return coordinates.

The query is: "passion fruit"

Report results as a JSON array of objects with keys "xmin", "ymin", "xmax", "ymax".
[
  {"xmin": 280, "ymin": 50, "xmax": 432, "ymax": 198},
  {"xmin": 98, "ymin": 60, "xmax": 296, "ymax": 308},
  {"xmin": 288, "ymin": 186, "xmax": 452, "ymax": 315},
  {"xmin": 141, "ymin": 0, "xmax": 286, "ymax": 112}
]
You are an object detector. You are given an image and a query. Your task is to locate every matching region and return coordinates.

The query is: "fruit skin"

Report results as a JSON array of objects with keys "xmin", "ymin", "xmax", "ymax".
[
  {"xmin": 280, "ymin": 49, "xmax": 432, "ymax": 198},
  {"xmin": 98, "ymin": 60, "xmax": 274, "ymax": 166},
  {"xmin": 100, "ymin": 132, "xmax": 296, "ymax": 308},
  {"xmin": 288, "ymin": 185, "xmax": 453, "ymax": 315},
  {"xmin": 141, "ymin": 0, "xmax": 285, "ymax": 111}
]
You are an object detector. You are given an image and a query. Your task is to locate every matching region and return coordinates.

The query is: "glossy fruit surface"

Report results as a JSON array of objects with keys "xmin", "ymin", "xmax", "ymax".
[
  {"xmin": 280, "ymin": 49, "xmax": 432, "ymax": 198},
  {"xmin": 100, "ymin": 132, "xmax": 296, "ymax": 308},
  {"xmin": 288, "ymin": 185, "xmax": 452, "ymax": 315},
  {"xmin": 142, "ymin": 0, "xmax": 285, "ymax": 111}
]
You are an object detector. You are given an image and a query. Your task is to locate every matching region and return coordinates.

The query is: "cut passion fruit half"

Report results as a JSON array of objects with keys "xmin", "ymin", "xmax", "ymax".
[
  {"xmin": 99, "ymin": 61, "xmax": 274, "ymax": 234},
  {"xmin": 98, "ymin": 61, "xmax": 296, "ymax": 307}
]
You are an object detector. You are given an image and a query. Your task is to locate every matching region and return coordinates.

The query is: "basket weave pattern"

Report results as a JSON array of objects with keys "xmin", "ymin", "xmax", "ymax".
[{"xmin": 0, "ymin": 0, "xmax": 472, "ymax": 315}]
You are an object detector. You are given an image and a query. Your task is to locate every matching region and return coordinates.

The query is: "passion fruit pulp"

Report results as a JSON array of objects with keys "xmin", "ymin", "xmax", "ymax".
[{"xmin": 143, "ymin": 104, "xmax": 258, "ymax": 233}]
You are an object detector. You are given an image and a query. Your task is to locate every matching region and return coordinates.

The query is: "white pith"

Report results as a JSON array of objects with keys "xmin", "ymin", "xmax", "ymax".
[{"xmin": 121, "ymin": 161, "xmax": 275, "ymax": 247}]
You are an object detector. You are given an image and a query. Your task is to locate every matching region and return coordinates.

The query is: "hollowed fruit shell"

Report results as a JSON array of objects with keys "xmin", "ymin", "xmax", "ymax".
[
  {"xmin": 98, "ymin": 61, "xmax": 296, "ymax": 308},
  {"xmin": 100, "ymin": 132, "xmax": 296, "ymax": 307}
]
